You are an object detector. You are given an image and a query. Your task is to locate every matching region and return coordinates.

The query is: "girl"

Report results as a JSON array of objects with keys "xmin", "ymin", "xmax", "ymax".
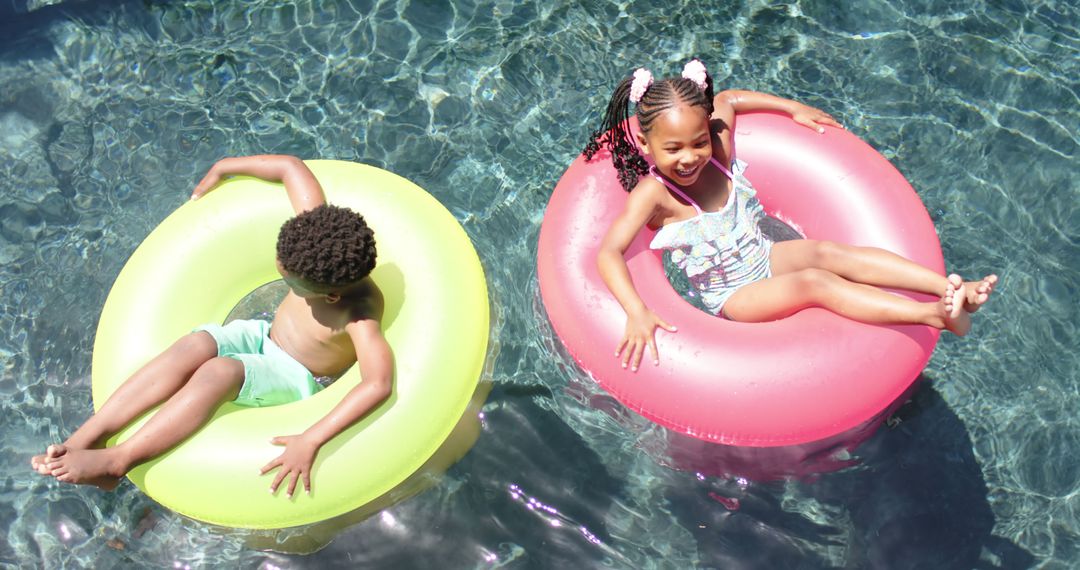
[{"xmin": 589, "ymin": 60, "xmax": 997, "ymax": 372}]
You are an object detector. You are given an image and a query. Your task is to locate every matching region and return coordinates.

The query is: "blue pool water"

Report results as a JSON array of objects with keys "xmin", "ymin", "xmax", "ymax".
[{"xmin": 2, "ymin": 0, "xmax": 1077, "ymax": 567}]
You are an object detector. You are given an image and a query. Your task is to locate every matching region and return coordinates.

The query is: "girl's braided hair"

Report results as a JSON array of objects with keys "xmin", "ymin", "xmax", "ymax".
[{"xmin": 582, "ymin": 65, "xmax": 715, "ymax": 191}]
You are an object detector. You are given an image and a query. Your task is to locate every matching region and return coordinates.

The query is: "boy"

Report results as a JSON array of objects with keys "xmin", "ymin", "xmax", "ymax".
[{"xmin": 31, "ymin": 155, "xmax": 392, "ymax": 498}]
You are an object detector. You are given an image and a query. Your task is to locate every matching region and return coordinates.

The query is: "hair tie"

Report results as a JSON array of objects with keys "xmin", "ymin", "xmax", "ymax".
[
  {"xmin": 629, "ymin": 68, "xmax": 654, "ymax": 104},
  {"xmin": 681, "ymin": 59, "xmax": 708, "ymax": 91}
]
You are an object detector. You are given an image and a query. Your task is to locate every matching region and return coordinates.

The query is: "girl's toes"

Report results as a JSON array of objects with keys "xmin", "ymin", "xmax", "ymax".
[
  {"xmin": 943, "ymin": 283, "xmax": 964, "ymax": 319},
  {"xmin": 951, "ymin": 287, "xmax": 967, "ymax": 318}
]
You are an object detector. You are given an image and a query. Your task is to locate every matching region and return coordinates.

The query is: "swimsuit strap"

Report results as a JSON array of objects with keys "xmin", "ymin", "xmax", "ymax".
[
  {"xmin": 650, "ymin": 167, "xmax": 703, "ymax": 215},
  {"xmin": 708, "ymin": 156, "xmax": 735, "ymax": 180},
  {"xmin": 649, "ymin": 157, "xmax": 736, "ymax": 215}
]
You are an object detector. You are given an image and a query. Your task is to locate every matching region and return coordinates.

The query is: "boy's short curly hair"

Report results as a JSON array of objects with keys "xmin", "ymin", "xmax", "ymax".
[{"xmin": 276, "ymin": 204, "xmax": 377, "ymax": 288}]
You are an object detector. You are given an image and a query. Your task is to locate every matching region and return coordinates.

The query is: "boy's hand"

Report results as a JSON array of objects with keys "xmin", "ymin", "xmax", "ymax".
[
  {"xmin": 790, "ymin": 103, "xmax": 843, "ymax": 134},
  {"xmin": 260, "ymin": 434, "xmax": 321, "ymax": 497},
  {"xmin": 616, "ymin": 308, "xmax": 677, "ymax": 372},
  {"xmin": 190, "ymin": 165, "xmax": 224, "ymax": 200}
]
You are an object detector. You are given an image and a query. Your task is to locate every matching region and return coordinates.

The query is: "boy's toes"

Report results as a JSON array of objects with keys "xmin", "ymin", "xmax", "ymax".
[
  {"xmin": 46, "ymin": 444, "xmax": 67, "ymax": 460},
  {"xmin": 32, "ymin": 445, "xmax": 69, "ymax": 475}
]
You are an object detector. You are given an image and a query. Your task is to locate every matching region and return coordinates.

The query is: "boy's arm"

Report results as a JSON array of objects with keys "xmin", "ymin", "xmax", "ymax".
[
  {"xmin": 260, "ymin": 317, "xmax": 393, "ymax": 497},
  {"xmin": 713, "ymin": 89, "xmax": 842, "ymax": 133},
  {"xmin": 190, "ymin": 155, "xmax": 327, "ymax": 213}
]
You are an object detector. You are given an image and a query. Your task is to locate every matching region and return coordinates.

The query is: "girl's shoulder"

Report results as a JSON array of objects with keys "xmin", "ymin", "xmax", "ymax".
[
  {"xmin": 625, "ymin": 175, "xmax": 673, "ymax": 227},
  {"xmin": 628, "ymin": 173, "xmax": 667, "ymax": 203}
]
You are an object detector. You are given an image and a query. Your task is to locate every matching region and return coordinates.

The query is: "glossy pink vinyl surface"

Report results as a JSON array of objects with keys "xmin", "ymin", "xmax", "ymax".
[{"xmin": 538, "ymin": 112, "xmax": 943, "ymax": 447}]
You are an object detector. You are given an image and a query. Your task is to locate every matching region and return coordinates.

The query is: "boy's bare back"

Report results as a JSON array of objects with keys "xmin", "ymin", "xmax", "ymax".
[{"xmin": 270, "ymin": 278, "xmax": 385, "ymax": 378}]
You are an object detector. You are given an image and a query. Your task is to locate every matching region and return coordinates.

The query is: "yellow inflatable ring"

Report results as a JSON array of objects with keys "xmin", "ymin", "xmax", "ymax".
[{"xmin": 92, "ymin": 160, "xmax": 489, "ymax": 529}]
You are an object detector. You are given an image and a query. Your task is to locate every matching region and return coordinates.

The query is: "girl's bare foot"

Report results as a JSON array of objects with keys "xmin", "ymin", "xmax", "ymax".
[
  {"xmin": 941, "ymin": 278, "xmax": 971, "ymax": 336},
  {"xmin": 45, "ymin": 445, "xmax": 124, "ymax": 491},
  {"xmin": 962, "ymin": 274, "xmax": 998, "ymax": 313},
  {"xmin": 944, "ymin": 275, "xmax": 967, "ymax": 319}
]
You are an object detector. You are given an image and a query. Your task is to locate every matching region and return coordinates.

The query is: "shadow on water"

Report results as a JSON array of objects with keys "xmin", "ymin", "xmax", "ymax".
[
  {"xmin": 283, "ymin": 382, "xmax": 624, "ymax": 568},
  {"xmin": 663, "ymin": 380, "xmax": 1035, "ymax": 569},
  {"xmin": 0, "ymin": 0, "xmax": 147, "ymax": 58}
]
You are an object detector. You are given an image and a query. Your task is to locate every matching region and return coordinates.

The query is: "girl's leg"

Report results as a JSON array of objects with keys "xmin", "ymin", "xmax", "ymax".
[
  {"xmin": 32, "ymin": 332, "xmax": 218, "ymax": 474},
  {"xmin": 722, "ymin": 268, "xmax": 970, "ymax": 335},
  {"xmin": 46, "ymin": 356, "xmax": 245, "ymax": 488},
  {"xmin": 770, "ymin": 240, "xmax": 996, "ymax": 311}
]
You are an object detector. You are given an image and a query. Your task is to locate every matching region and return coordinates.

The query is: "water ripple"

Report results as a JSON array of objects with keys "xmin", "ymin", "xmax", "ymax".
[{"xmin": 1, "ymin": 0, "xmax": 1077, "ymax": 567}]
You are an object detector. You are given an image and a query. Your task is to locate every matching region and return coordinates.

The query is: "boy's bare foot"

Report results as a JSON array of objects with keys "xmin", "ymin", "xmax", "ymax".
[
  {"xmin": 46, "ymin": 446, "xmax": 124, "ymax": 491},
  {"xmin": 30, "ymin": 444, "xmax": 67, "ymax": 475},
  {"xmin": 962, "ymin": 274, "xmax": 998, "ymax": 313},
  {"xmin": 940, "ymin": 278, "xmax": 971, "ymax": 336}
]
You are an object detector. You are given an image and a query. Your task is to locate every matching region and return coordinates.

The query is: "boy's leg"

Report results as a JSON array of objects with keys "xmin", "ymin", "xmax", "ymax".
[
  {"xmin": 770, "ymin": 240, "xmax": 996, "ymax": 311},
  {"xmin": 32, "ymin": 332, "xmax": 218, "ymax": 474},
  {"xmin": 46, "ymin": 356, "xmax": 245, "ymax": 488},
  {"xmin": 723, "ymin": 268, "xmax": 971, "ymax": 336}
]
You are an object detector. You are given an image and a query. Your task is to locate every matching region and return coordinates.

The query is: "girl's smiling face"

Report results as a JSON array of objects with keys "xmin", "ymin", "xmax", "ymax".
[{"xmin": 636, "ymin": 103, "xmax": 713, "ymax": 187}]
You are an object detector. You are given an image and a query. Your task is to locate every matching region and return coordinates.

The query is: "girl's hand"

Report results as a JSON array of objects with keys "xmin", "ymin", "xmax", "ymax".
[
  {"xmin": 260, "ymin": 434, "xmax": 321, "ymax": 497},
  {"xmin": 790, "ymin": 103, "xmax": 843, "ymax": 134},
  {"xmin": 616, "ymin": 308, "xmax": 677, "ymax": 372}
]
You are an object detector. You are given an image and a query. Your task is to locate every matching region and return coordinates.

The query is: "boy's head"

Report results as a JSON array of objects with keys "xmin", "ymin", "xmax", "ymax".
[{"xmin": 276, "ymin": 204, "xmax": 377, "ymax": 299}]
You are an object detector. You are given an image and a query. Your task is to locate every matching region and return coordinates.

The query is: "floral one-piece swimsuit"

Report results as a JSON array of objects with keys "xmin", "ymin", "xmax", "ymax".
[{"xmin": 648, "ymin": 157, "xmax": 774, "ymax": 317}]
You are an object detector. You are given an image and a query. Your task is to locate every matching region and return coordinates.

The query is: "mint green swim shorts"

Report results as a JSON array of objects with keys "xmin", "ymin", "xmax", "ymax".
[{"xmin": 194, "ymin": 319, "xmax": 323, "ymax": 407}]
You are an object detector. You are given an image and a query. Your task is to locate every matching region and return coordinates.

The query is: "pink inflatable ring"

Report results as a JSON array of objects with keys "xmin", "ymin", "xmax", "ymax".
[{"xmin": 538, "ymin": 111, "xmax": 943, "ymax": 448}]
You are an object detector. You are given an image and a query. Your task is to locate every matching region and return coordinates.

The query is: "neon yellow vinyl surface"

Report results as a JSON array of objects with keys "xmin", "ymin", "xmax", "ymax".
[{"xmin": 91, "ymin": 161, "xmax": 489, "ymax": 529}]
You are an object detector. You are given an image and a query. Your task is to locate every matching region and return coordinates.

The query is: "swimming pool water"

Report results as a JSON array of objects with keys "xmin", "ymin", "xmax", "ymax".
[{"xmin": 2, "ymin": 0, "xmax": 1077, "ymax": 567}]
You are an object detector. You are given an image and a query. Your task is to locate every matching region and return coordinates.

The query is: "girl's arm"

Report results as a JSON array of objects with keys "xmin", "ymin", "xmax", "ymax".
[
  {"xmin": 597, "ymin": 184, "xmax": 677, "ymax": 372},
  {"xmin": 713, "ymin": 90, "xmax": 842, "ymax": 133},
  {"xmin": 190, "ymin": 155, "xmax": 327, "ymax": 213},
  {"xmin": 260, "ymin": 313, "xmax": 393, "ymax": 497}
]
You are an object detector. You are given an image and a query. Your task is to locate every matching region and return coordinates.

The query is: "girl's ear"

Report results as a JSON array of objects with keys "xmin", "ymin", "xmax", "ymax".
[{"xmin": 636, "ymin": 131, "xmax": 650, "ymax": 156}]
